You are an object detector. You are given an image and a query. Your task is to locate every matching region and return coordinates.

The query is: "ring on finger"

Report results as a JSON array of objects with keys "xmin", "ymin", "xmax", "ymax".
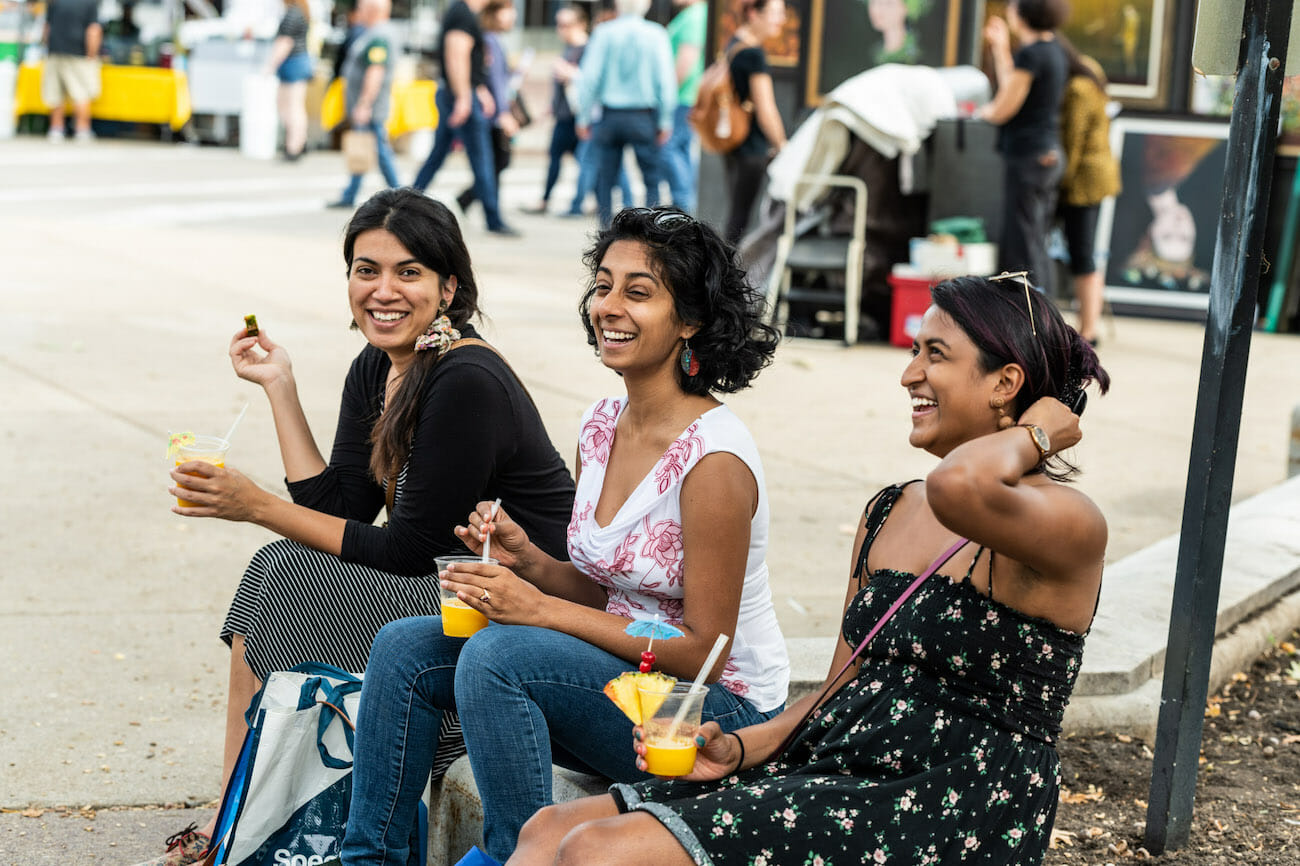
[{"xmin": 480, "ymin": 589, "xmax": 492, "ymax": 604}]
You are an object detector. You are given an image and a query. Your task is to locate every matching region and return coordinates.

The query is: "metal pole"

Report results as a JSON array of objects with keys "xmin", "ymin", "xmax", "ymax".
[{"xmin": 1144, "ymin": 0, "xmax": 1292, "ymax": 853}]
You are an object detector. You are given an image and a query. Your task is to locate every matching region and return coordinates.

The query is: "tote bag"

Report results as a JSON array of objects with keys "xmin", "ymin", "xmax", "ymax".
[{"xmin": 205, "ymin": 662, "xmax": 426, "ymax": 866}]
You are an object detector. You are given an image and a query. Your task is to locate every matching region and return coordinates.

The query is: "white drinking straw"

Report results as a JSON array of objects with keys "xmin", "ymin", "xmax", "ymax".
[
  {"xmin": 482, "ymin": 497, "xmax": 502, "ymax": 562},
  {"xmin": 669, "ymin": 633, "xmax": 730, "ymax": 733},
  {"xmin": 222, "ymin": 402, "xmax": 249, "ymax": 445}
]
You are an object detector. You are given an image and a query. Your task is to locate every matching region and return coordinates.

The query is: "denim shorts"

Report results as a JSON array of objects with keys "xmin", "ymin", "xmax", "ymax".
[{"xmin": 276, "ymin": 52, "xmax": 314, "ymax": 84}]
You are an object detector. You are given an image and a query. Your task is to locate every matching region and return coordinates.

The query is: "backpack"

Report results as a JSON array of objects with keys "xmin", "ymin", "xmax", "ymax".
[{"xmin": 689, "ymin": 43, "xmax": 754, "ymax": 154}]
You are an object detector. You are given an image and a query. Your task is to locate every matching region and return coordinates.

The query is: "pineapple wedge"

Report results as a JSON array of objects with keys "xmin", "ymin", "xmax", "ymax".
[{"xmin": 603, "ymin": 671, "xmax": 676, "ymax": 724}]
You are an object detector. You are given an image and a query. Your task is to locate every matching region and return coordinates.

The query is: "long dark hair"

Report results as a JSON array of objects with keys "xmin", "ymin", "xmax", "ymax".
[
  {"xmin": 579, "ymin": 207, "xmax": 780, "ymax": 397},
  {"xmin": 343, "ymin": 188, "xmax": 482, "ymax": 484},
  {"xmin": 930, "ymin": 275, "xmax": 1110, "ymax": 481}
]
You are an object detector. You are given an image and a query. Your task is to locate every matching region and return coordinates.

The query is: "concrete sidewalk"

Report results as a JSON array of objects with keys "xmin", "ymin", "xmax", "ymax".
[{"xmin": 2, "ymin": 135, "xmax": 1300, "ymax": 864}]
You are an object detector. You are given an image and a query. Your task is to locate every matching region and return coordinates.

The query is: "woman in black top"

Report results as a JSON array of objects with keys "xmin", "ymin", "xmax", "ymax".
[
  {"xmin": 723, "ymin": 0, "xmax": 788, "ymax": 245},
  {"xmin": 978, "ymin": 0, "xmax": 1069, "ymax": 296},
  {"xmin": 148, "ymin": 189, "xmax": 575, "ymax": 866}
]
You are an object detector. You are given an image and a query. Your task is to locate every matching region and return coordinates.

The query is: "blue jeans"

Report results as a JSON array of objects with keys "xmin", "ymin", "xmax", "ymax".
[
  {"xmin": 340, "ymin": 618, "xmax": 778, "ymax": 865},
  {"xmin": 566, "ymin": 126, "xmax": 633, "ymax": 215},
  {"xmin": 660, "ymin": 103, "xmax": 697, "ymax": 214},
  {"xmin": 412, "ymin": 88, "xmax": 507, "ymax": 231},
  {"xmin": 339, "ymin": 120, "xmax": 401, "ymax": 205},
  {"xmin": 591, "ymin": 108, "xmax": 663, "ymax": 227}
]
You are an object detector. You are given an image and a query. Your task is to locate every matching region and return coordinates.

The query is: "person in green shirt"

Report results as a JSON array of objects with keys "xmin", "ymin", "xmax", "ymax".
[{"xmin": 662, "ymin": 0, "xmax": 707, "ymax": 213}]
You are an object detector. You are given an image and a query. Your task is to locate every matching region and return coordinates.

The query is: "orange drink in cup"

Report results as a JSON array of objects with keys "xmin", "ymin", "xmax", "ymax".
[
  {"xmin": 173, "ymin": 435, "xmax": 230, "ymax": 508},
  {"xmin": 437, "ymin": 555, "xmax": 496, "ymax": 637},
  {"xmin": 640, "ymin": 682, "xmax": 705, "ymax": 776}
]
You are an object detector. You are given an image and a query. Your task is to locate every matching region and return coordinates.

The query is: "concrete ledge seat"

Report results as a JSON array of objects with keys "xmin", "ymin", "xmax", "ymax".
[
  {"xmin": 426, "ymin": 475, "xmax": 1300, "ymax": 863},
  {"xmin": 427, "ymin": 759, "xmax": 608, "ymax": 866}
]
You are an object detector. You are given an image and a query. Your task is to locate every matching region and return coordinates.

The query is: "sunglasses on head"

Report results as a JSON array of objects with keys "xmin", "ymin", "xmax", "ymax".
[{"xmin": 988, "ymin": 270, "xmax": 1038, "ymax": 337}]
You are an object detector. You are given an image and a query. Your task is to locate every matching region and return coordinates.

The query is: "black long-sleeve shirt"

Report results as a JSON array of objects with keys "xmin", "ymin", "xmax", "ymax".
[{"xmin": 286, "ymin": 335, "xmax": 575, "ymax": 575}]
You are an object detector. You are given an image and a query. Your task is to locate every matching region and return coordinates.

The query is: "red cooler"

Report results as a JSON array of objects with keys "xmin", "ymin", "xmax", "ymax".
[{"xmin": 887, "ymin": 274, "xmax": 936, "ymax": 349}]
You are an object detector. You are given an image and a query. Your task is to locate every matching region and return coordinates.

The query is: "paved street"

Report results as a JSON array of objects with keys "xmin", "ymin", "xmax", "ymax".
[{"xmin": 2, "ymin": 133, "xmax": 1300, "ymax": 863}]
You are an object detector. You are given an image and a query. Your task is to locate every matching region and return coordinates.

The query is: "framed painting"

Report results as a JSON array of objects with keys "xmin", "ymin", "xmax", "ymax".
[
  {"xmin": 712, "ymin": 0, "xmax": 803, "ymax": 67},
  {"xmin": 1095, "ymin": 117, "xmax": 1230, "ymax": 313},
  {"xmin": 1060, "ymin": 0, "xmax": 1174, "ymax": 107},
  {"xmin": 804, "ymin": 0, "xmax": 961, "ymax": 105}
]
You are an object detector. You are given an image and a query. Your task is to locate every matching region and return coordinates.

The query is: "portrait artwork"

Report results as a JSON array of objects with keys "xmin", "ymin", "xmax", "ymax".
[
  {"xmin": 1059, "ymin": 0, "xmax": 1171, "ymax": 104},
  {"xmin": 1096, "ymin": 118, "xmax": 1230, "ymax": 312},
  {"xmin": 806, "ymin": 0, "xmax": 960, "ymax": 104}
]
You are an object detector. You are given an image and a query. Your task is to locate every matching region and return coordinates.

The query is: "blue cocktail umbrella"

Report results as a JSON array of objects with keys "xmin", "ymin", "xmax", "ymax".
[{"xmin": 625, "ymin": 615, "xmax": 684, "ymax": 666}]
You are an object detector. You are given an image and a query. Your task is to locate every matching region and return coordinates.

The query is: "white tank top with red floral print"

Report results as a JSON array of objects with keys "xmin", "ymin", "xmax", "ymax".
[{"xmin": 567, "ymin": 398, "xmax": 790, "ymax": 713}]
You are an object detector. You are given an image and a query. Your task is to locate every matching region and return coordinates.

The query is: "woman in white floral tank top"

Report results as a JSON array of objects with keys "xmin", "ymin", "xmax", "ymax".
[{"xmin": 339, "ymin": 207, "xmax": 789, "ymax": 865}]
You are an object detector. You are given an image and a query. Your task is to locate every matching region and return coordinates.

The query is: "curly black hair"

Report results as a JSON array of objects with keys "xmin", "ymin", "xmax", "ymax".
[{"xmin": 579, "ymin": 207, "xmax": 780, "ymax": 396}]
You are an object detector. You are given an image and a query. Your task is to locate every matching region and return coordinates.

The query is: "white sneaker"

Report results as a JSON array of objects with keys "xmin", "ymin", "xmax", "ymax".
[
  {"xmin": 47, "ymin": 128, "xmax": 65, "ymax": 142},
  {"xmin": 74, "ymin": 128, "xmax": 95, "ymax": 143}
]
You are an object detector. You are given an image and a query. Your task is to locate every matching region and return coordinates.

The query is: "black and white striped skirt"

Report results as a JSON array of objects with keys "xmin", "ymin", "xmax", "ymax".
[{"xmin": 220, "ymin": 538, "xmax": 465, "ymax": 778}]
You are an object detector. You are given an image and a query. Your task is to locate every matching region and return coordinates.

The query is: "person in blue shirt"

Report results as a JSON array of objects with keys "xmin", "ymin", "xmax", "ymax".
[{"xmin": 575, "ymin": 0, "xmax": 677, "ymax": 227}]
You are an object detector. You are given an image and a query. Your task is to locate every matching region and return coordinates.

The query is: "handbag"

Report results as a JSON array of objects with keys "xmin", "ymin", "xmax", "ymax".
[
  {"xmin": 508, "ymin": 93, "xmax": 531, "ymax": 129},
  {"xmin": 203, "ymin": 663, "xmax": 427, "ymax": 866},
  {"xmin": 689, "ymin": 43, "xmax": 754, "ymax": 155},
  {"xmin": 773, "ymin": 537, "xmax": 970, "ymax": 759},
  {"xmin": 341, "ymin": 128, "xmax": 378, "ymax": 174}
]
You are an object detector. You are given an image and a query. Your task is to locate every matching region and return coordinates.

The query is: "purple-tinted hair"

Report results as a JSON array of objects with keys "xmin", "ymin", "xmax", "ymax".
[{"xmin": 930, "ymin": 275, "xmax": 1110, "ymax": 480}]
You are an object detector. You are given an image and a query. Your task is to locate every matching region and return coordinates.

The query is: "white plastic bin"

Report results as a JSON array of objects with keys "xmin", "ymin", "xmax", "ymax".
[
  {"xmin": 0, "ymin": 59, "xmax": 16, "ymax": 140},
  {"xmin": 239, "ymin": 73, "xmax": 278, "ymax": 160}
]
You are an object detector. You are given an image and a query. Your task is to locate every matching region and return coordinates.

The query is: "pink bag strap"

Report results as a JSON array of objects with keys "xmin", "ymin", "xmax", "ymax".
[{"xmin": 773, "ymin": 537, "xmax": 970, "ymax": 760}]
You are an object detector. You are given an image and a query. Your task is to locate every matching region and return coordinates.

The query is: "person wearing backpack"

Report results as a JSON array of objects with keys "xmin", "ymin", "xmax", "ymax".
[{"xmin": 721, "ymin": 0, "xmax": 788, "ymax": 244}]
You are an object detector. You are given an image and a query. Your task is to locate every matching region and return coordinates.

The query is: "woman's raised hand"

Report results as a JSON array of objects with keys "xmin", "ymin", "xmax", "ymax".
[
  {"xmin": 632, "ymin": 721, "xmax": 739, "ymax": 781},
  {"xmin": 1017, "ymin": 396, "xmax": 1083, "ymax": 456},
  {"xmin": 455, "ymin": 501, "xmax": 532, "ymax": 571},
  {"xmin": 230, "ymin": 327, "xmax": 293, "ymax": 389},
  {"xmin": 983, "ymin": 15, "xmax": 1009, "ymax": 51}
]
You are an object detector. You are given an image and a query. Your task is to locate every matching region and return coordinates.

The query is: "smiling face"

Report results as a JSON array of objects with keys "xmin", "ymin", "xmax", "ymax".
[
  {"xmin": 348, "ymin": 228, "xmax": 456, "ymax": 372},
  {"xmin": 589, "ymin": 240, "xmax": 697, "ymax": 386},
  {"xmin": 901, "ymin": 306, "xmax": 1013, "ymax": 457}
]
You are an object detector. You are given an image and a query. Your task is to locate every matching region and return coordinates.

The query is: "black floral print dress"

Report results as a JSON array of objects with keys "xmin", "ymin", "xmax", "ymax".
[{"xmin": 610, "ymin": 483, "xmax": 1091, "ymax": 866}]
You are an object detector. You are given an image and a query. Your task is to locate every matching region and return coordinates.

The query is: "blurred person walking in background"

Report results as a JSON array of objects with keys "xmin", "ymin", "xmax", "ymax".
[
  {"xmin": 42, "ymin": 0, "xmax": 102, "ymax": 141},
  {"xmin": 1057, "ymin": 37, "xmax": 1120, "ymax": 346},
  {"xmin": 327, "ymin": 0, "xmax": 401, "ymax": 209},
  {"xmin": 722, "ymin": 0, "xmax": 788, "ymax": 245},
  {"xmin": 576, "ymin": 0, "xmax": 677, "ymax": 228},
  {"xmin": 522, "ymin": 4, "xmax": 632, "ymax": 217},
  {"xmin": 455, "ymin": 0, "xmax": 524, "ymax": 214},
  {"xmin": 662, "ymin": 0, "xmax": 706, "ymax": 213},
  {"xmin": 411, "ymin": 0, "xmax": 520, "ymax": 236},
  {"xmin": 265, "ymin": 0, "xmax": 314, "ymax": 161},
  {"xmin": 978, "ymin": 0, "xmax": 1069, "ymax": 296}
]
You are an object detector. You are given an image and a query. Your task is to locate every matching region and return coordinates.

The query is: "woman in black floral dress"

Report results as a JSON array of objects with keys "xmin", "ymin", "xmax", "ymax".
[{"xmin": 508, "ymin": 274, "xmax": 1111, "ymax": 866}]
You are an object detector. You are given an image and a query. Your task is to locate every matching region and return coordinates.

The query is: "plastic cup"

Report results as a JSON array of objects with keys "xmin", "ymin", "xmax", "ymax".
[
  {"xmin": 174, "ymin": 435, "xmax": 230, "ymax": 508},
  {"xmin": 437, "ymin": 554, "xmax": 497, "ymax": 638},
  {"xmin": 639, "ymin": 682, "xmax": 705, "ymax": 776}
]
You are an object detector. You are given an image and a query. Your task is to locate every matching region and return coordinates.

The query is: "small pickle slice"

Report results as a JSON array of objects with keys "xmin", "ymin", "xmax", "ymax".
[{"xmin": 244, "ymin": 314, "xmax": 259, "ymax": 337}]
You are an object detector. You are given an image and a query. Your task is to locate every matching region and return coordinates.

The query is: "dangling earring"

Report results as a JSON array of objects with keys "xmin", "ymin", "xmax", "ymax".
[
  {"xmin": 990, "ymin": 395, "xmax": 1013, "ymax": 430},
  {"xmin": 680, "ymin": 339, "xmax": 700, "ymax": 377}
]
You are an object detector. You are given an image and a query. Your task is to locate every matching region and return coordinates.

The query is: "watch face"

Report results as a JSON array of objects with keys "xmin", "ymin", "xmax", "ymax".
[{"xmin": 1029, "ymin": 425, "xmax": 1049, "ymax": 453}]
